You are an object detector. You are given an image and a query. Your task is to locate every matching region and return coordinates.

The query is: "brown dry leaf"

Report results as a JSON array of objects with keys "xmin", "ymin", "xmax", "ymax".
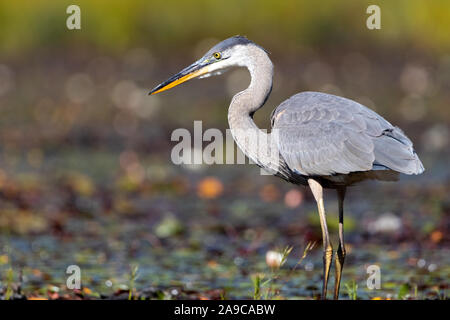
[
  {"xmin": 0, "ymin": 169, "xmax": 7, "ymax": 190},
  {"xmin": 197, "ymin": 177, "xmax": 224, "ymax": 199},
  {"xmin": 387, "ymin": 250, "xmax": 399, "ymax": 259},
  {"xmin": 207, "ymin": 260, "xmax": 219, "ymax": 269},
  {"xmin": 430, "ymin": 230, "xmax": 443, "ymax": 243},
  {"xmin": 0, "ymin": 210, "xmax": 48, "ymax": 234},
  {"xmin": 28, "ymin": 297, "xmax": 48, "ymax": 300},
  {"xmin": 66, "ymin": 173, "xmax": 95, "ymax": 196},
  {"xmin": 32, "ymin": 269, "xmax": 42, "ymax": 277},
  {"xmin": 259, "ymin": 184, "xmax": 280, "ymax": 202},
  {"xmin": 83, "ymin": 287, "xmax": 92, "ymax": 295},
  {"xmin": 0, "ymin": 255, "xmax": 9, "ymax": 265}
]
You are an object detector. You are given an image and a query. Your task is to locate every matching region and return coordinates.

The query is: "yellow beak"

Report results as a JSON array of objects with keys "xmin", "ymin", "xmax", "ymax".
[{"xmin": 149, "ymin": 63, "xmax": 210, "ymax": 95}]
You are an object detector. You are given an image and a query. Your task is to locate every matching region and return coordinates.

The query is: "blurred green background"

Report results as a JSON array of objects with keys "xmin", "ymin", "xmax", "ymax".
[{"xmin": 0, "ymin": 1, "xmax": 448, "ymax": 300}]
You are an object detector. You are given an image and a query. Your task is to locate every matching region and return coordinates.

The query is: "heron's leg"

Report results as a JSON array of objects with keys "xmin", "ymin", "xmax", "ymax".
[
  {"xmin": 308, "ymin": 179, "xmax": 333, "ymax": 300},
  {"xmin": 334, "ymin": 187, "xmax": 347, "ymax": 300}
]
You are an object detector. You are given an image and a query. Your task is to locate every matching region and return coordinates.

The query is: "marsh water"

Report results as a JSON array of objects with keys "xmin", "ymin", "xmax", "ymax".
[{"xmin": 0, "ymin": 150, "xmax": 448, "ymax": 299}]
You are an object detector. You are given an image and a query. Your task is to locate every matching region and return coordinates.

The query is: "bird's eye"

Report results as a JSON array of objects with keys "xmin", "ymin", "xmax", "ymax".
[{"xmin": 213, "ymin": 52, "xmax": 221, "ymax": 59}]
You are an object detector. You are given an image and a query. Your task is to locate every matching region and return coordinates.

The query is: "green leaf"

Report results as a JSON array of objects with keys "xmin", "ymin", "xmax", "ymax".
[{"xmin": 397, "ymin": 283, "xmax": 411, "ymax": 300}]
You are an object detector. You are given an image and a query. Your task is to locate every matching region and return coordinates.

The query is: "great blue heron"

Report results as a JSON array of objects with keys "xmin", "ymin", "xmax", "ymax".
[{"xmin": 149, "ymin": 36, "xmax": 424, "ymax": 299}]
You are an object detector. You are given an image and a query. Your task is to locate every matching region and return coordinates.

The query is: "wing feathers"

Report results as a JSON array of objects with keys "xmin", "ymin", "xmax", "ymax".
[{"xmin": 272, "ymin": 92, "xmax": 424, "ymax": 176}]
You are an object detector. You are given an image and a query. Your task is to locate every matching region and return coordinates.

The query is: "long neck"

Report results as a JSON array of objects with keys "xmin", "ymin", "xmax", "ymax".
[{"xmin": 228, "ymin": 46, "xmax": 280, "ymax": 173}]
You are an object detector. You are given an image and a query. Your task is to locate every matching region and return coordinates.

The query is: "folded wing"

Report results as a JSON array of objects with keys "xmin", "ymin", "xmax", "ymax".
[{"xmin": 271, "ymin": 92, "xmax": 424, "ymax": 176}]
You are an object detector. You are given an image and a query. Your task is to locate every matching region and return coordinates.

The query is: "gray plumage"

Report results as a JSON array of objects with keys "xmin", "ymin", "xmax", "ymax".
[
  {"xmin": 271, "ymin": 91, "xmax": 424, "ymax": 187},
  {"xmin": 217, "ymin": 37, "xmax": 424, "ymax": 188},
  {"xmin": 205, "ymin": 35, "xmax": 267, "ymax": 56},
  {"xmin": 149, "ymin": 35, "xmax": 426, "ymax": 299},
  {"xmin": 150, "ymin": 35, "xmax": 424, "ymax": 188}
]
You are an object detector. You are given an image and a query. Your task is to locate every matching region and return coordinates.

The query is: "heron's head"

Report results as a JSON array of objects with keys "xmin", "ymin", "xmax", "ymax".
[{"xmin": 149, "ymin": 36, "xmax": 265, "ymax": 95}]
